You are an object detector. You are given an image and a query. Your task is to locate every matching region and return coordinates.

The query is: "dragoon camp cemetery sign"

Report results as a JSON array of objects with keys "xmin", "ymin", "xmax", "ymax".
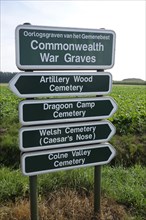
[
  {"xmin": 15, "ymin": 25, "xmax": 116, "ymax": 70},
  {"xmin": 19, "ymin": 97, "xmax": 117, "ymax": 125}
]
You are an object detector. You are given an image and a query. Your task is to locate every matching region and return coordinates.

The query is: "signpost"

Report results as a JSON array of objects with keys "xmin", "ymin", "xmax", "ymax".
[
  {"xmin": 9, "ymin": 72, "xmax": 112, "ymax": 98},
  {"xmin": 19, "ymin": 97, "xmax": 117, "ymax": 125},
  {"xmin": 21, "ymin": 143, "xmax": 116, "ymax": 176},
  {"xmin": 15, "ymin": 25, "xmax": 116, "ymax": 70},
  {"xmin": 19, "ymin": 121, "xmax": 116, "ymax": 152},
  {"xmin": 9, "ymin": 23, "xmax": 117, "ymax": 219}
]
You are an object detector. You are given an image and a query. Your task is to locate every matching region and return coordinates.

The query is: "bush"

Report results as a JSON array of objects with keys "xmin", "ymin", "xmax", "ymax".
[
  {"xmin": 110, "ymin": 134, "xmax": 146, "ymax": 166},
  {"xmin": 0, "ymin": 167, "xmax": 28, "ymax": 202}
]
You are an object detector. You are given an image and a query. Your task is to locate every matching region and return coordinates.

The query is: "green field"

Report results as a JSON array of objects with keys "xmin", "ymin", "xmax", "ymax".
[{"xmin": 0, "ymin": 84, "xmax": 146, "ymax": 219}]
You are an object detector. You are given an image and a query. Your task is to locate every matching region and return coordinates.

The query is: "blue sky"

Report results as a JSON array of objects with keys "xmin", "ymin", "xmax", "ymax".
[{"xmin": 1, "ymin": 0, "xmax": 146, "ymax": 80}]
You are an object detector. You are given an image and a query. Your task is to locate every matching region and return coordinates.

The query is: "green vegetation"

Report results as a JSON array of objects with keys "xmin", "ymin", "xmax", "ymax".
[
  {"xmin": 1, "ymin": 84, "xmax": 146, "ymax": 167},
  {"xmin": 111, "ymin": 85, "xmax": 146, "ymax": 135},
  {"xmin": 0, "ymin": 166, "xmax": 145, "ymax": 219},
  {"xmin": 0, "ymin": 86, "xmax": 21, "ymax": 168},
  {"xmin": 102, "ymin": 165, "xmax": 146, "ymax": 217},
  {"xmin": 0, "ymin": 84, "xmax": 146, "ymax": 219}
]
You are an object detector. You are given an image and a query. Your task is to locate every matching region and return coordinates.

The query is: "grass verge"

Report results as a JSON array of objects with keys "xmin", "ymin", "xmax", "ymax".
[
  {"xmin": 0, "ymin": 190, "xmax": 132, "ymax": 220},
  {"xmin": 0, "ymin": 165, "xmax": 145, "ymax": 219}
]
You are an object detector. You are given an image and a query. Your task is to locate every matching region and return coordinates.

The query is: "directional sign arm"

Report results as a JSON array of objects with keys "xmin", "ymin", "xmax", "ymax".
[
  {"xmin": 9, "ymin": 72, "xmax": 112, "ymax": 98},
  {"xmin": 21, "ymin": 143, "xmax": 116, "ymax": 176},
  {"xmin": 19, "ymin": 97, "xmax": 118, "ymax": 125},
  {"xmin": 19, "ymin": 121, "xmax": 116, "ymax": 151}
]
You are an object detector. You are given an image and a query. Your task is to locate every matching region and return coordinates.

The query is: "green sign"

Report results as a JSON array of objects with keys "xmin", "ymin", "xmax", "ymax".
[
  {"xmin": 19, "ymin": 97, "xmax": 117, "ymax": 125},
  {"xmin": 21, "ymin": 143, "xmax": 116, "ymax": 176},
  {"xmin": 9, "ymin": 72, "xmax": 112, "ymax": 98},
  {"xmin": 19, "ymin": 121, "xmax": 115, "ymax": 152},
  {"xmin": 16, "ymin": 25, "xmax": 116, "ymax": 70}
]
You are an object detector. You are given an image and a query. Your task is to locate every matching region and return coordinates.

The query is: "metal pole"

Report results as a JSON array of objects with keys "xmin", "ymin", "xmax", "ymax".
[
  {"xmin": 23, "ymin": 50, "xmax": 39, "ymax": 220},
  {"xmin": 29, "ymin": 175, "xmax": 39, "ymax": 220},
  {"xmin": 94, "ymin": 69, "xmax": 103, "ymax": 215},
  {"xmin": 94, "ymin": 165, "xmax": 101, "ymax": 214}
]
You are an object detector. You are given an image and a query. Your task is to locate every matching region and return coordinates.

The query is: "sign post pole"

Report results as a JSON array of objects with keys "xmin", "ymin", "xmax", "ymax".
[
  {"xmin": 29, "ymin": 175, "xmax": 38, "ymax": 220},
  {"xmin": 25, "ymin": 61, "xmax": 39, "ymax": 220},
  {"xmin": 94, "ymin": 165, "xmax": 101, "ymax": 215},
  {"xmin": 94, "ymin": 69, "xmax": 103, "ymax": 216}
]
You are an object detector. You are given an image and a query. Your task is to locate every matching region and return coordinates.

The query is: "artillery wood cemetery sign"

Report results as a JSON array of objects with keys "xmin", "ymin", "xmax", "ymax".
[
  {"xmin": 9, "ymin": 72, "xmax": 112, "ymax": 98},
  {"xmin": 15, "ymin": 25, "xmax": 116, "ymax": 70}
]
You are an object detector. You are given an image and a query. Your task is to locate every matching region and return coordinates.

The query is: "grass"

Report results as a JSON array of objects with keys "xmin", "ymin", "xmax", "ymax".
[
  {"xmin": 0, "ymin": 165, "xmax": 145, "ymax": 219},
  {"xmin": 0, "ymin": 191, "xmax": 131, "ymax": 220},
  {"xmin": 0, "ymin": 84, "xmax": 146, "ymax": 219},
  {"xmin": 102, "ymin": 166, "xmax": 146, "ymax": 217}
]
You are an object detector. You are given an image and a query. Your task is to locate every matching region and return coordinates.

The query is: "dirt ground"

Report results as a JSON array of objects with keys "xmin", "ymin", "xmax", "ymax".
[{"xmin": 0, "ymin": 188, "xmax": 132, "ymax": 220}]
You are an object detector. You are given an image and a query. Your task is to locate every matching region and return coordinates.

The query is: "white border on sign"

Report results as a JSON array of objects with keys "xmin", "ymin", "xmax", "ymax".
[
  {"xmin": 19, "ymin": 97, "xmax": 118, "ymax": 126},
  {"xmin": 21, "ymin": 143, "xmax": 116, "ymax": 176},
  {"xmin": 19, "ymin": 120, "xmax": 116, "ymax": 152},
  {"xmin": 9, "ymin": 72, "xmax": 112, "ymax": 98},
  {"xmin": 15, "ymin": 25, "xmax": 116, "ymax": 70}
]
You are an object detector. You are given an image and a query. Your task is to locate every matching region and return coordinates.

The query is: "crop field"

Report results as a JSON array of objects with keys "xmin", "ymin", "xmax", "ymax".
[
  {"xmin": 0, "ymin": 83, "xmax": 146, "ymax": 219},
  {"xmin": 111, "ymin": 85, "xmax": 146, "ymax": 134},
  {"xmin": 1, "ymin": 84, "xmax": 145, "ymax": 135}
]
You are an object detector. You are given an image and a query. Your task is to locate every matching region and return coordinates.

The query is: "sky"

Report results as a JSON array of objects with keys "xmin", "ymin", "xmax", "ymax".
[{"xmin": 1, "ymin": 0, "xmax": 146, "ymax": 81}]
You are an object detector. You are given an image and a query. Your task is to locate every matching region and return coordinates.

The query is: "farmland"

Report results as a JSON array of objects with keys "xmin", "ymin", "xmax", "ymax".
[{"xmin": 0, "ymin": 83, "xmax": 146, "ymax": 219}]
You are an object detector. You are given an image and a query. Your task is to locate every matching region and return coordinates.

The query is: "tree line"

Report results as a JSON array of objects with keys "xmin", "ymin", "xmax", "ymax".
[
  {"xmin": 0, "ymin": 71, "xmax": 145, "ymax": 85},
  {"xmin": 0, "ymin": 72, "xmax": 17, "ymax": 83}
]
